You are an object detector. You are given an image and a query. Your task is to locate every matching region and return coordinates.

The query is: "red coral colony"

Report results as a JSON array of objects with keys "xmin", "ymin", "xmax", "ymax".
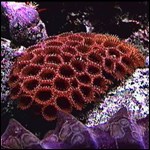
[{"xmin": 8, "ymin": 32, "xmax": 145, "ymax": 121}]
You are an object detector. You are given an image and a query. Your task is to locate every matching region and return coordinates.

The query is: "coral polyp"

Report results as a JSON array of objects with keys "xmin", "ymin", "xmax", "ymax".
[{"xmin": 8, "ymin": 32, "xmax": 145, "ymax": 121}]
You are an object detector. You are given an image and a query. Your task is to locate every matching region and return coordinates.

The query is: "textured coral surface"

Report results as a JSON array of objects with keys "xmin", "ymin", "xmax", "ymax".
[
  {"xmin": 8, "ymin": 32, "xmax": 145, "ymax": 121},
  {"xmin": 1, "ymin": 107, "xmax": 149, "ymax": 149}
]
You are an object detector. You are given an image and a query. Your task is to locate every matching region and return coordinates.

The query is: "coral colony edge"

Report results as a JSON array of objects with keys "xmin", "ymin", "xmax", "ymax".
[{"xmin": 8, "ymin": 32, "xmax": 145, "ymax": 121}]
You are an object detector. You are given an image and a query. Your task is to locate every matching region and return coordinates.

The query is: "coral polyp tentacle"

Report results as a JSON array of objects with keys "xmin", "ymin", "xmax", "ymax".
[
  {"xmin": 17, "ymin": 94, "xmax": 33, "ymax": 110},
  {"xmin": 42, "ymin": 104, "xmax": 57, "ymax": 121}
]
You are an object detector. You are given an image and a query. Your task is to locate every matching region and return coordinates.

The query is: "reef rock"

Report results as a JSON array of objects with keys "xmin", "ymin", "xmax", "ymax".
[{"xmin": 1, "ymin": 2, "xmax": 48, "ymax": 46}]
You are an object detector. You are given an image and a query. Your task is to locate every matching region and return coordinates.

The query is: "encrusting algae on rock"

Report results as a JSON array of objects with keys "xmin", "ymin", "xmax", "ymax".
[
  {"xmin": 8, "ymin": 32, "xmax": 145, "ymax": 121},
  {"xmin": 1, "ymin": 1, "xmax": 48, "ymax": 46}
]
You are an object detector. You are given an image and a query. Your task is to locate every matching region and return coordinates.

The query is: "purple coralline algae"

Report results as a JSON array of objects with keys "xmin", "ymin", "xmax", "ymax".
[
  {"xmin": 1, "ymin": 38, "xmax": 25, "ymax": 103},
  {"xmin": 86, "ymin": 68, "xmax": 149, "ymax": 126},
  {"xmin": 125, "ymin": 23, "xmax": 149, "ymax": 56},
  {"xmin": 1, "ymin": 119, "xmax": 41, "ymax": 149},
  {"xmin": 145, "ymin": 56, "xmax": 149, "ymax": 67},
  {"xmin": 1, "ymin": 2, "xmax": 48, "ymax": 46},
  {"xmin": 1, "ymin": 38, "xmax": 26, "ymax": 117},
  {"xmin": 137, "ymin": 115, "xmax": 149, "ymax": 149},
  {"xmin": 1, "ymin": 107, "xmax": 149, "ymax": 149}
]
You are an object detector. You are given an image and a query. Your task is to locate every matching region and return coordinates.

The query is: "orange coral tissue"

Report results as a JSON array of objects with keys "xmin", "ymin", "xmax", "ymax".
[{"xmin": 9, "ymin": 32, "xmax": 145, "ymax": 121}]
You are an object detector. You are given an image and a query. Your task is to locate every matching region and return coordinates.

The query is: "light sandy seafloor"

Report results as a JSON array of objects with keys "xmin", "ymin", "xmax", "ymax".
[{"xmin": 86, "ymin": 67, "xmax": 149, "ymax": 127}]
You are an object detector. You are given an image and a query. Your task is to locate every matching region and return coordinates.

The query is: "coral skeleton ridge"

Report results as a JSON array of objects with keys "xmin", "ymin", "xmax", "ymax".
[{"xmin": 8, "ymin": 32, "xmax": 145, "ymax": 121}]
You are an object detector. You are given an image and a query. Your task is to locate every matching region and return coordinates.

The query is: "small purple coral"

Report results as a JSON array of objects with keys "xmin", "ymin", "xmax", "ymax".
[
  {"xmin": 1, "ymin": 107, "xmax": 149, "ymax": 149},
  {"xmin": 1, "ymin": 2, "xmax": 48, "ymax": 46},
  {"xmin": 1, "ymin": 119, "xmax": 40, "ymax": 149}
]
